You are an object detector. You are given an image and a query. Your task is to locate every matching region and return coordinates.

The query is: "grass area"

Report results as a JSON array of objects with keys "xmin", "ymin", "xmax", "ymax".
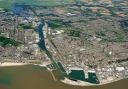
[
  {"xmin": 0, "ymin": 33, "xmax": 22, "ymax": 47},
  {"xmin": 95, "ymin": 30, "xmax": 128, "ymax": 42},
  {"xmin": 0, "ymin": 0, "xmax": 75, "ymax": 9},
  {"xmin": 49, "ymin": 20, "xmax": 63, "ymax": 29},
  {"xmin": 64, "ymin": 28, "xmax": 81, "ymax": 37},
  {"xmin": 0, "ymin": 0, "xmax": 15, "ymax": 9},
  {"xmin": 19, "ymin": 23, "xmax": 33, "ymax": 29}
]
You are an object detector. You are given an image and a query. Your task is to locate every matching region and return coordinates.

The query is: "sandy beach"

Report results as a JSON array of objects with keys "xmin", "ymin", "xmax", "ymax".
[
  {"xmin": 0, "ymin": 62, "xmax": 27, "ymax": 67},
  {"xmin": 0, "ymin": 62, "xmax": 125, "ymax": 87},
  {"xmin": 61, "ymin": 78, "xmax": 96, "ymax": 86},
  {"xmin": 0, "ymin": 61, "xmax": 51, "ymax": 67},
  {"xmin": 61, "ymin": 77, "xmax": 124, "ymax": 86}
]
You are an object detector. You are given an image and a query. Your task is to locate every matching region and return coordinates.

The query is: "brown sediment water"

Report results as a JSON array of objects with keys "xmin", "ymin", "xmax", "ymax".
[{"xmin": 0, "ymin": 65, "xmax": 128, "ymax": 89}]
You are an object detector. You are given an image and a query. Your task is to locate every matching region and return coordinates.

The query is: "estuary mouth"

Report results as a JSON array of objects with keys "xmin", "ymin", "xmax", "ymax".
[{"xmin": 0, "ymin": 0, "xmax": 128, "ymax": 88}]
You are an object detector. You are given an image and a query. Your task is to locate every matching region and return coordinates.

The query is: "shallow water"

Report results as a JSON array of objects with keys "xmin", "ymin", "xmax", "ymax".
[{"xmin": 0, "ymin": 65, "xmax": 128, "ymax": 89}]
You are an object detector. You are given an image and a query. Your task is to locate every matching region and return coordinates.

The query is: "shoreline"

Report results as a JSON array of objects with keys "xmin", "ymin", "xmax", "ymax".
[
  {"xmin": 61, "ymin": 77, "xmax": 126, "ymax": 86},
  {"xmin": 0, "ymin": 62, "xmax": 126, "ymax": 86},
  {"xmin": 0, "ymin": 61, "xmax": 51, "ymax": 67},
  {"xmin": 0, "ymin": 62, "xmax": 27, "ymax": 67}
]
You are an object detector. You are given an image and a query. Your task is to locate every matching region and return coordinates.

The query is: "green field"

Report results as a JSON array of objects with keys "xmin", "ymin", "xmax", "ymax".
[
  {"xmin": 0, "ymin": 0, "xmax": 75, "ymax": 9},
  {"xmin": 0, "ymin": 33, "xmax": 22, "ymax": 47}
]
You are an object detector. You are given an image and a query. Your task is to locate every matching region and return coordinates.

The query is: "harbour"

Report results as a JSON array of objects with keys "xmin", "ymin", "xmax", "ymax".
[{"xmin": 0, "ymin": 65, "xmax": 128, "ymax": 89}]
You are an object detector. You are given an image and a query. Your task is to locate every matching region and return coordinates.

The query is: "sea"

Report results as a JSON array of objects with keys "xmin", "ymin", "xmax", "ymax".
[{"xmin": 0, "ymin": 65, "xmax": 128, "ymax": 89}]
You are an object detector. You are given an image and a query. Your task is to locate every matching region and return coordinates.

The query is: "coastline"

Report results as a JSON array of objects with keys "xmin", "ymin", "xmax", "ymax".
[
  {"xmin": 0, "ymin": 61, "xmax": 51, "ymax": 67},
  {"xmin": 0, "ymin": 62, "xmax": 126, "ymax": 87},
  {"xmin": 61, "ymin": 78, "xmax": 95, "ymax": 86},
  {"xmin": 0, "ymin": 62, "xmax": 27, "ymax": 67},
  {"xmin": 61, "ymin": 77, "xmax": 125, "ymax": 86}
]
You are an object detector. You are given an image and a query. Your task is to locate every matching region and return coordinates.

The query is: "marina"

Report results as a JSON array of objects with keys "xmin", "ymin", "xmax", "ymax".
[{"xmin": 0, "ymin": 65, "xmax": 128, "ymax": 89}]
